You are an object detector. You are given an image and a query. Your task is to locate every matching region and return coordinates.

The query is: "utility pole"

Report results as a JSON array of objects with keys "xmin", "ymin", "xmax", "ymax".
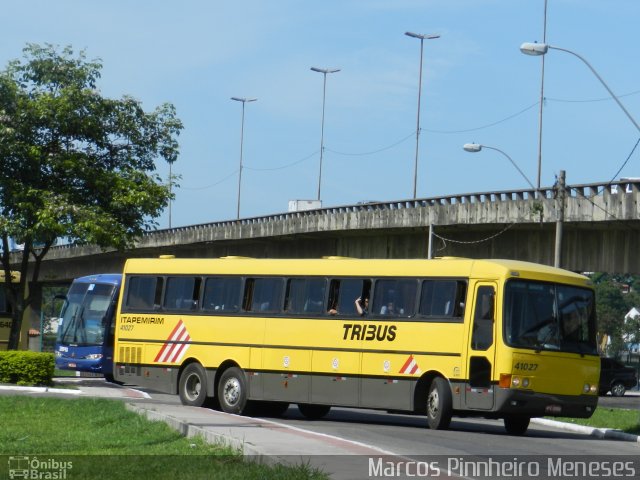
[{"xmin": 554, "ymin": 170, "xmax": 566, "ymax": 268}]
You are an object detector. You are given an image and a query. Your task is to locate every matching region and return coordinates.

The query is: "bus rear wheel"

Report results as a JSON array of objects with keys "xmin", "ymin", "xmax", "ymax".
[
  {"xmin": 298, "ymin": 403, "xmax": 331, "ymax": 420},
  {"xmin": 503, "ymin": 415, "xmax": 530, "ymax": 435},
  {"xmin": 426, "ymin": 377, "xmax": 452, "ymax": 430},
  {"xmin": 179, "ymin": 363, "xmax": 209, "ymax": 407},
  {"xmin": 217, "ymin": 367, "xmax": 248, "ymax": 414}
]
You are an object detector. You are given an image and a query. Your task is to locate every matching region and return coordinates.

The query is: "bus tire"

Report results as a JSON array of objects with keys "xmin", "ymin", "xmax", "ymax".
[
  {"xmin": 218, "ymin": 367, "xmax": 248, "ymax": 414},
  {"xmin": 298, "ymin": 403, "xmax": 331, "ymax": 420},
  {"xmin": 503, "ymin": 415, "xmax": 530, "ymax": 435},
  {"xmin": 426, "ymin": 377, "xmax": 452, "ymax": 430},
  {"xmin": 104, "ymin": 373, "xmax": 123, "ymax": 385},
  {"xmin": 179, "ymin": 363, "xmax": 209, "ymax": 407}
]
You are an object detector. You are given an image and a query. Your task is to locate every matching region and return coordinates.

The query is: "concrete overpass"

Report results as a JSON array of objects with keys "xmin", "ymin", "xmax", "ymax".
[{"xmin": 28, "ymin": 177, "xmax": 640, "ymax": 282}]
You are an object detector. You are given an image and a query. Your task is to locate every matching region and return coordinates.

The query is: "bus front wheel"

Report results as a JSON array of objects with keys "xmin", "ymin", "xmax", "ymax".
[
  {"xmin": 503, "ymin": 415, "xmax": 530, "ymax": 435},
  {"xmin": 217, "ymin": 367, "xmax": 248, "ymax": 414},
  {"xmin": 426, "ymin": 377, "xmax": 452, "ymax": 430},
  {"xmin": 179, "ymin": 363, "xmax": 209, "ymax": 407}
]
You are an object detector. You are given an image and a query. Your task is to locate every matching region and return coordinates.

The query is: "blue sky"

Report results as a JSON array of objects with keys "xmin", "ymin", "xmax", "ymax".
[{"xmin": 3, "ymin": 1, "xmax": 639, "ymax": 228}]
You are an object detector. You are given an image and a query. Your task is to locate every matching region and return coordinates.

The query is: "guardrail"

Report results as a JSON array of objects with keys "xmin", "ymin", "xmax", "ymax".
[{"xmin": 44, "ymin": 179, "xmax": 639, "ymax": 253}]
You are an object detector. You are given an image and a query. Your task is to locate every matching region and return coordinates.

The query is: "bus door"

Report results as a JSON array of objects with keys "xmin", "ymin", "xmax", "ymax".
[{"xmin": 465, "ymin": 282, "xmax": 497, "ymax": 410}]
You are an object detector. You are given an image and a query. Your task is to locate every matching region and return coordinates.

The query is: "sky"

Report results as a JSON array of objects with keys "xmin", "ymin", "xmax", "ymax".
[{"xmin": 2, "ymin": 0, "xmax": 640, "ymax": 228}]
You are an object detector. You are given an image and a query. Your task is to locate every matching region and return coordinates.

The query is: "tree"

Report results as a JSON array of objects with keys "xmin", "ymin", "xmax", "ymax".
[
  {"xmin": 0, "ymin": 44, "xmax": 183, "ymax": 350},
  {"xmin": 593, "ymin": 275, "xmax": 630, "ymax": 358}
]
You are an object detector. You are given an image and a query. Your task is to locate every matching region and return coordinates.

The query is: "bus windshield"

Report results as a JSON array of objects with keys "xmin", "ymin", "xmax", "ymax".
[
  {"xmin": 503, "ymin": 280, "xmax": 597, "ymax": 355},
  {"xmin": 57, "ymin": 282, "xmax": 116, "ymax": 346}
]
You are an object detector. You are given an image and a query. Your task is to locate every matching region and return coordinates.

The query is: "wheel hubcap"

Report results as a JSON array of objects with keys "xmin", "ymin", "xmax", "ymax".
[
  {"xmin": 223, "ymin": 378, "xmax": 241, "ymax": 406},
  {"xmin": 185, "ymin": 374, "xmax": 201, "ymax": 401},
  {"xmin": 428, "ymin": 390, "xmax": 439, "ymax": 418}
]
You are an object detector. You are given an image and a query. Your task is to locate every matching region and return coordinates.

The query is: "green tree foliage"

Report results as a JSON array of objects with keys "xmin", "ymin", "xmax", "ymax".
[
  {"xmin": 593, "ymin": 277, "xmax": 627, "ymax": 357},
  {"xmin": 0, "ymin": 44, "xmax": 183, "ymax": 350},
  {"xmin": 591, "ymin": 273, "xmax": 640, "ymax": 358}
]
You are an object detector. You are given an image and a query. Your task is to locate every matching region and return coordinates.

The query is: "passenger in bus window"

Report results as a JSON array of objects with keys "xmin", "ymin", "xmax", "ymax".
[
  {"xmin": 380, "ymin": 302, "xmax": 395, "ymax": 315},
  {"xmin": 355, "ymin": 296, "xmax": 368, "ymax": 316},
  {"xmin": 328, "ymin": 300, "xmax": 338, "ymax": 315}
]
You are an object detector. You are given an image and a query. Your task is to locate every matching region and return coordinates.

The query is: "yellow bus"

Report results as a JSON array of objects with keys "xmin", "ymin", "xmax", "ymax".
[{"xmin": 113, "ymin": 256, "xmax": 599, "ymax": 435}]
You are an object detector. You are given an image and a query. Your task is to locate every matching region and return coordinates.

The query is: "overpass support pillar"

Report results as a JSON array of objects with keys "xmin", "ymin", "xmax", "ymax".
[{"xmin": 554, "ymin": 170, "xmax": 566, "ymax": 268}]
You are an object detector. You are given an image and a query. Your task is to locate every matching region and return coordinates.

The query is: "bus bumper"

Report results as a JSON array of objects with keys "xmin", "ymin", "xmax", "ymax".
[
  {"xmin": 55, "ymin": 356, "xmax": 103, "ymax": 373},
  {"xmin": 495, "ymin": 388, "xmax": 598, "ymax": 419}
]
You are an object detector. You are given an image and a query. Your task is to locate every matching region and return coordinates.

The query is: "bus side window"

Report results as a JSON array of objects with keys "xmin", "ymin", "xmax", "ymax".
[
  {"xmin": 329, "ymin": 279, "xmax": 370, "ymax": 316},
  {"xmin": 164, "ymin": 277, "xmax": 200, "ymax": 311},
  {"xmin": 471, "ymin": 286, "xmax": 495, "ymax": 350},
  {"xmin": 419, "ymin": 280, "xmax": 466, "ymax": 319},
  {"xmin": 202, "ymin": 277, "xmax": 241, "ymax": 313},
  {"xmin": 285, "ymin": 278, "xmax": 326, "ymax": 314},
  {"xmin": 125, "ymin": 276, "xmax": 163, "ymax": 311},
  {"xmin": 244, "ymin": 278, "xmax": 284, "ymax": 313},
  {"xmin": 372, "ymin": 279, "xmax": 417, "ymax": 317}
]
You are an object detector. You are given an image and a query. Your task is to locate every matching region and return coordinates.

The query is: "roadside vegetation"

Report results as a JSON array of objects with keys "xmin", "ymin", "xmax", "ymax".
[
  {"xmin": 0, "ymin": 396, "xmax": 326, "ymax": 480},
  {"xmin": 551, "ymin": 406, "xmax": 640, "ymax": 435}
]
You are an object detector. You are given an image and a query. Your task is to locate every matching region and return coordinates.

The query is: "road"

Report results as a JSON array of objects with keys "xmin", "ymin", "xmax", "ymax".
[
  {"xmin": 7, "ymin": 378, "xmax": 637, "ymax": 460},
  {"xmin": 61, "ymin": 378, "xmax": 640, "ymax": 457},
  {"xmin": 266, "ymin": 405, "xmax": 640, "ymax": 457}
]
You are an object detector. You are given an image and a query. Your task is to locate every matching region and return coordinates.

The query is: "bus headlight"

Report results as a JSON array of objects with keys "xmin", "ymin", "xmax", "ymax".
[
  {"xmin": 84, "ymin": 354, "xmax": 103, "ymax": 360},
  {"xmin": 522, "ymin": 378, "xmax": 530, "ymax": 388},
  {"xmin": 583, "ymin": 383, "xmax": 591, "ymax": 393},
  {"xmin": 512, "ymin": 377, "xmax": 521, "ymax": 387},
  {"xmin": 589, "ymin": 384, "xmax": 597, "ymax": 394}
]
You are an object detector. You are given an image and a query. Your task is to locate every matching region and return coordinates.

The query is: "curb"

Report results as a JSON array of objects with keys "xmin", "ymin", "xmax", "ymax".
[
  {"xmin": 125, "ymin": 403, "xmax": 279, "ymax": 466},
  {"xmin": 0, "ymin": 385, "xmax": 82, "ymax": 395},
  {"xmin": 532, "ymin": 418, "xmax": 639, "ymax": 442}
]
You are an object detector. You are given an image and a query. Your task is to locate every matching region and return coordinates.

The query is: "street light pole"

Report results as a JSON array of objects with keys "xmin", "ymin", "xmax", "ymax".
[
  {"xmin": 405, "ymin": 31, "xmax": 440, "ymax": 199},
  {"xmin": 231, "ymin": 96, "xmax": 257, "ymax": 219},
  {"xmin": 311, "ymin": 67, "xmax": 340, "ymax": 202},
  {"xmin": 535, "ymin": 0, "xmax": 549, "ymax": 195},
  {"xmin": 520, "ymin": 42, "xmax": 640, "ymax": 134},
  {"xmin": 463, "ymin": 143, "xmax": 536, "ymax": 190}
]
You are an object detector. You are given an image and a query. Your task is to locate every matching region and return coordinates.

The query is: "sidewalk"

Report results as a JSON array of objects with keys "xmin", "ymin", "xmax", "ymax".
[{"xmin": 126, "ymin": 402, "xmax": 398, "ymax": 479}]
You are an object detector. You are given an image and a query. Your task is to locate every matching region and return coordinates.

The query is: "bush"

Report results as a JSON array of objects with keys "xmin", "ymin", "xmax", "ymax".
[{"xmin": 0, "ymin": 351, "xmax": 54, "ymax": 386}]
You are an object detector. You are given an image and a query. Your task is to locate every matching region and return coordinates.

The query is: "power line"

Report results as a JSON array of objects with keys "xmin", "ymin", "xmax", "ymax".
[
  {"xmin": 325, "ymin": 132, "xmax": 415, "ymax": 156},
  {"xmin": 181, "ymin": 169, "xmax": 238, "ymax": 191},
  {"xmin": 546, "ymin": 89, "xmax": 640, "ymax": 104},
  {"xmin": 244, "ymin": 150, "xmax": 319, "ymax": 172},
  {"xmin": 424, "ymin": 102, "xmax": 539, "ymax": 134}
]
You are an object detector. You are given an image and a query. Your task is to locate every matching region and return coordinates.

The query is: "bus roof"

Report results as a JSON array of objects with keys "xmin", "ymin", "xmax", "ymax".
[{"xmin": 121, "ymin": 257, "xmax": 590, "ymax": 287}]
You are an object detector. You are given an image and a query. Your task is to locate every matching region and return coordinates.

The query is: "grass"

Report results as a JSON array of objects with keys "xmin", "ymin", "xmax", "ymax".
[
  {"xmin": 0, "ymin": 396, "xmax": 326, "ymax": 480},
  {"xmin": 550, "ymin": 407, "xmax": 640, "ymax": 434}
]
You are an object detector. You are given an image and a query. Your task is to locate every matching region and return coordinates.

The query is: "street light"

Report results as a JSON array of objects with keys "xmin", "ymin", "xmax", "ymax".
[
  {"xmin": 405, "ymin": 31, "xmax": 440, "ymax": 199},
  {"xmin": 520, "ymin": 42, "xmax": 640, "ymax": 134},
  {"xmin": 463, "ymin": 143, "xmax": 536, "ymax": 190},
  {"xmin": 311, "ymin": 67, "xmax": 340, "ymax": 201},
  {"xmin": 231, "ymin": 96, "xmax": 257, "ymax": 219}
]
